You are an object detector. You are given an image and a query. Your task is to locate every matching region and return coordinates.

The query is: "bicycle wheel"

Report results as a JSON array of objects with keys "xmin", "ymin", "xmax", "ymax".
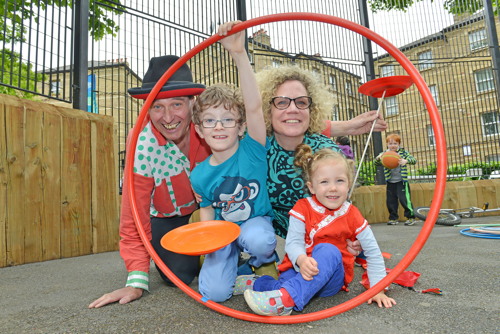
[{"xmin": 415, "ymin": 207, "xmax": 462, "ymax": 226}]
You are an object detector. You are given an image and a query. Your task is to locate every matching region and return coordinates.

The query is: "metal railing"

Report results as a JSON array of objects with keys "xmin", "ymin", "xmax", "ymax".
[{"xmin": 1, "ymin": 0, "xmax": 499, "ymax": 187}]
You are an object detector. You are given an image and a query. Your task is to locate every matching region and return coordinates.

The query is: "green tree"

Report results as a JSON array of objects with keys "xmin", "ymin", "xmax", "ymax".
[
  {"xmin": 0, "ymin": 0, "xmax": 124, "ymax": 99},
  {"xmin": 368, "ymin": 0, "xmax": 496, "ymax": 14}
]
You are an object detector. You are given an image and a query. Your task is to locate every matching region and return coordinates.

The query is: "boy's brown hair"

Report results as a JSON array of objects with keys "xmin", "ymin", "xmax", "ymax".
[
  {"xmin": 386, "ymin": 133, "xmax": 401, "ymax": 144},
  {"xmin": 192, "ymin": 83, "xmax": 245, "ymax": 125}
]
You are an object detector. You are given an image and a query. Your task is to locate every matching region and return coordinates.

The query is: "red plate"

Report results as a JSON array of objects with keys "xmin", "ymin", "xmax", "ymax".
[
  {"xmin": 358, "ymin": 75, "xmax": 413, "ymax": 98},
  {"xmin": 160, "ymin": 220, "xmax": 240, "ymax": 255}
]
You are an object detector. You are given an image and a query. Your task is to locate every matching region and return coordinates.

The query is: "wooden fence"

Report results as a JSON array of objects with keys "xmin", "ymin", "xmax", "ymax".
[
  {"xmin": 352, "ymin": 179, "xmax": 500, "ymax": 223},
  {"xmin": 0, "ymin": 94, "xmax": 119, "ymax": 268}
]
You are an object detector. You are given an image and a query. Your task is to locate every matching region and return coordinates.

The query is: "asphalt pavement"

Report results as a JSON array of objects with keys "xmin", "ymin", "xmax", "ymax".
[{"xmin": 1, "ymin": 216, "xmax": 499, "ymax": 334}]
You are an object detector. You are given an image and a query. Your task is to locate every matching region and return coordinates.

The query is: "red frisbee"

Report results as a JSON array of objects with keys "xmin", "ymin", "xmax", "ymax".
[
  {"xmin": 358, "ymin": 75, "xmax": 413, "ymax": 98},
  {"xmin": 160, "ymin": 220, "xmax": 240, "ymax": 255}
]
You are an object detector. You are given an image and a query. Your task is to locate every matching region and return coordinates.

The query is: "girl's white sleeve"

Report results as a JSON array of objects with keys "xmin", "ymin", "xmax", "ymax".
[
  {"xmin": 285, "ymin": 216, "xmax": 307, "ymax": 272},
  {"xmin": 357, "ymin": 226, "xmax": 388, "ymax": 287}
]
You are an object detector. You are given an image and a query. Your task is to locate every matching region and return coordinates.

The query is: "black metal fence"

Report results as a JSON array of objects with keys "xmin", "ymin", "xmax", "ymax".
[{"xmin": 1, "ymin": 0, "xmax": 499, "ymax": 187}]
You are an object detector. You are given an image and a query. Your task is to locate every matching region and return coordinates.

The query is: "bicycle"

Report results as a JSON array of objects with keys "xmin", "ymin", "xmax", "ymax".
[{"xmin": 414, "ymin": 202, "xmax": 500, "ymax": 226}]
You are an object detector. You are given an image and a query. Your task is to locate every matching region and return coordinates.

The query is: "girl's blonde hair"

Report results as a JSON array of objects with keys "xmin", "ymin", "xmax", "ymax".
[
  {"xmin": 256, "ymin": 66, "xmax": 334, "ymax": 136},
  {"xmin": 294, "ymin": 144, "xmax": 355, "ymax": 189}
]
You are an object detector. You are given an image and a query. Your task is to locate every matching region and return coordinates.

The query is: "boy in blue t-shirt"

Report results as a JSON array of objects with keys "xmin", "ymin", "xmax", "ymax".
[{"xmin": 190, "ymin": 21, "xmax": 277, "ymax": 302}]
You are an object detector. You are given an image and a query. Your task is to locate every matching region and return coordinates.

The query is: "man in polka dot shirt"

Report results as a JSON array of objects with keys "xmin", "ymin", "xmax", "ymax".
[{"xmin": 89, "ymin": 55, "xmax": 211, "ymax": 308}]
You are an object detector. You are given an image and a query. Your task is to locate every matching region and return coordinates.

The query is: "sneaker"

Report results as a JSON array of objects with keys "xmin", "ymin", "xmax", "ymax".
[
  {"xmin": 404, "ymin": 218, "xmax": 416, "ymax": 226},
  {"xmin": 387, "ymin": 220, "xmax": 399, "ymax": 225},
  {"xmin": 233, "ymin": 275, "xmax": 257, "ymax": 295},
  {"xmin": 244, "ymin": 289, "xmax": 293, "ymax": 316}
]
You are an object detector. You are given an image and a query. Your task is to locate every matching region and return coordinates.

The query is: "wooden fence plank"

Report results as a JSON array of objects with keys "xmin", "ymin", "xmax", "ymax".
[
  {"xmin": 41, "ymin": 105, "xmax": 62, "ymax": 261},
  {"xmin": 0, "ymin": 99, "xmax": 7, "ymax": 267},
  {"xmin": 23, "ymin": 102, "xmax": 44, "ymax": 263},
  {"xmin": 5, "ymin": 97, "xmax": 26, "ymax": 265},
  {"xmin": 91, "ymin": 118, "xmax": 120, "ymax": 253},
  {"xmin": 60, "ymin": 111, "xmax": 92, "ymax": 257}
]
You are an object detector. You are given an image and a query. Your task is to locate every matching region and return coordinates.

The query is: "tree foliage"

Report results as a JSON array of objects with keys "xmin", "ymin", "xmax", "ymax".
[
  {"xmin": 0, "ymin": 0, "xmax": 124, "ymax": 43},
  {"xmin": 0, "ymin": 0, "xmax": 124, "ymax": 99},
  {"xmin": 0, "ymin": 49, "xmax": 44, "ymax": 99},
  {"xmin": 368, "ymin": 0, "xmax": 496, "ymax": 14}
]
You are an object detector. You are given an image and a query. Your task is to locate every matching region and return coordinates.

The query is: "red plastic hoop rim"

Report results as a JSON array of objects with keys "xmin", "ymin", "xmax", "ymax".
[{"xmin": 126, "ymin": 13, "xmax": 447, "ymax": 324}]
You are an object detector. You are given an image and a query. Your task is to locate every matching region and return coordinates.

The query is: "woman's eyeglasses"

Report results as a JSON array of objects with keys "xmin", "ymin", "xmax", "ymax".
[{"xmin": 270, "ymin": 96, "xmax": 312, "ymax": 110}]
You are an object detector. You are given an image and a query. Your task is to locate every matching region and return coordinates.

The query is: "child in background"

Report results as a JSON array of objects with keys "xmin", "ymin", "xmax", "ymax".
[
  {"xmin": 236, "ymin": 145, "xmax": 395, "ymax": 316},
  {"xmin": 374, "ymin": 133, "xmax": 417, "ymax": 226},
  {"xmin": 336, "ymin": 136, "xmax": 354, "ymax": 160},
  {"xmin": 190, "ymin": 21, "xmax": 277, "ymax": 303}
]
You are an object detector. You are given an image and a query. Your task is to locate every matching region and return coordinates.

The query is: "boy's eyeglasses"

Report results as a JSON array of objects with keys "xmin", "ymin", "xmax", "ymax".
[
  {"xmin": 201, "ymin": 118, "xmax": 240, "ymax": 128},
  {"xmin": 270, "ymin": 96, "xmax": 312, "ymax": 110}
]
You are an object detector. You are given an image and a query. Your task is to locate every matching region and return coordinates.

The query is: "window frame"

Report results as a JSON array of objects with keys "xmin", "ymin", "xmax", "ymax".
[
  {"xmin": 426, "ymin": 124, "xmax": 436, "ymax": 147},
  {"xmin": 418, "ymin": 50, "xmax": 434, "ymax": 71},
  {"xmin": 385, "ymin": 96, "xmax": 398, "ymax": 117},
  {"xmin": 469, "ymin": 29, "xmax": 488, "ymax": 52},
  {"xmin": 429, "ymin": 84, "xmax": 439, "ymax": 106},
  {"xmin": 474, "ymin": 68, "xmax": 495, "ymax": 93},
  {"xmin": 380, "ymin": 64, "xmax": 395, "ymax": 77},
  {"xmin": 481, "ymin": 111, "xmax": 499, "ymax": 136}
]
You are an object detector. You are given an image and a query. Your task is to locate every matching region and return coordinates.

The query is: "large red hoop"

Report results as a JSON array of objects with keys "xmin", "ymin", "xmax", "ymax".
[{"xmin": 125, "ymin": 13, "xmax": 447, "ymax": 324}]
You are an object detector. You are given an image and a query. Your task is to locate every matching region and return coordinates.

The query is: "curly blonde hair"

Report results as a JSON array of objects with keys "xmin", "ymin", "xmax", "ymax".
[
  {"xmin": 192, "ymin": 83, "xmax": 245, "ymax": 125},
  {"xmin": 294, "ymin": 144, "xmax": 355, "ymax": 189},
  {"xmin": 256, "ymin": 66, "xmax": 333, "ymax": 136}
]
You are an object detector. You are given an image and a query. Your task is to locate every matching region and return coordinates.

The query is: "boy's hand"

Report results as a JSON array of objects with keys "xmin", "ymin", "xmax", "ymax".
[
  {"xmin": 296, "ymin": 255, "xmax": 319, "ymax": 281},
  {"xmin": 217, "ymin": 21, "xmax": 245, "ymax": 54},
  {"xmin": 368, "ymin": 291, "xmax": 397, "ymax": 308}
]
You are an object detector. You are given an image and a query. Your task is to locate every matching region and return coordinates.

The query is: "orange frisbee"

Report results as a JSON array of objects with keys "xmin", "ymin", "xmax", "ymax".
[
  {"xmin": 160, "ymin": 220, "xmax": 240, "ymax": 255},
  {"xmin": 358, "ymin": 75, "xmax": 413, "ymax": 98}
]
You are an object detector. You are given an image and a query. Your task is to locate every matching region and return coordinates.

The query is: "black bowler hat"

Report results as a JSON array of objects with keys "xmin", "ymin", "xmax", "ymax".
[{"xmin": 128, "ymin": 55, "xmax": 205, "ymax": 100}]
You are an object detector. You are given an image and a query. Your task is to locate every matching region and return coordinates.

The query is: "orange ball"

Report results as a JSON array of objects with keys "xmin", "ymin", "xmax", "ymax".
[{"xmin": 381, "ymin": 151, "xmax": 400, "ymax": 169}]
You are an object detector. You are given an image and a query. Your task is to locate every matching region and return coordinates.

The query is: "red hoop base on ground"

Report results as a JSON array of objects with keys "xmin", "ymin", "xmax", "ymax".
[{"xmin": 126, "ymin": 12, "xmax": 447, "ymax": 324}]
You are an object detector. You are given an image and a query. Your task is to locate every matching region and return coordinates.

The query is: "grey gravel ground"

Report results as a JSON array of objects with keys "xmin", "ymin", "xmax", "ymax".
[{"xmin": 1, "ymin": 216, "xmax": 499, "ymax": 334}]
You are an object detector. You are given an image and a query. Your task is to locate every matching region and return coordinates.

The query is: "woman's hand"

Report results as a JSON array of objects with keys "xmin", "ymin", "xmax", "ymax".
[{"xmin": 331, "ymin": 110, "xmax": 387, "ymax": 137}]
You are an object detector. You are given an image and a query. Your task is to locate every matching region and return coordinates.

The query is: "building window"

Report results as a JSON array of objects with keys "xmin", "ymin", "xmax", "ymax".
[
  {"xmin": 50, "ymin": 80, "xmax": 61, "ymax": 94},
  {"xmin": 347, "ymin": 108, "xmax": 354, "ymax": 119},
  {"xmin": 418, "ymin": 50, "xmax": 434, "ymax": 71},
  {"xmin": 427, "ymin": 125, "xmax": 436, "ymax": 147},
  {"xmin": 380, "ymin": 65, "xmax": 395, "ymax": 77},
  {"xmin": 329, "ymin": 74, "xmax": 337, "ymax": 91},
  {"xmin": 332, "ymin": 105, "xmax": 339, "ymax": 121},
  {"xmin": 272, "ymin": 59, "xmax": 283, "ymax": 68},
  {"xmin": 469, "ymin": 29, "xmax": 488, "ymax": 51},
  {"xmin": 481, "ymin": 111, "xmax": 499, "ymax": 136},
  {"xmin": 474, "ymin": 68, "xmax": 494, "ymax": 93},
  {"xmin": 248, "ymin": 52, "xmax": 254, "ymax": 64},
  {"xmin": 345, "ymin": 80, "xmax": 353, "ymax": 96},
  {"xmin": 385, "ymin": 96, "xmax": 398, "ymax": 117},
  {"xmin": 429, "ymin": 85, "xmax": 439, "ymax": 106},
  {"xmin": 359, "ymin": 92, "xmax": 366, "ymax": 105}
]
